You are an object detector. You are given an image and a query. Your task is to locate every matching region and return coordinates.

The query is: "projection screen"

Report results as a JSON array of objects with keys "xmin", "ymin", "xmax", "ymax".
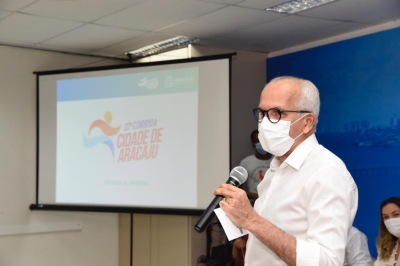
[{"xmin": 32, "ymin": 54, "xmax": 232, "ymax": 215}]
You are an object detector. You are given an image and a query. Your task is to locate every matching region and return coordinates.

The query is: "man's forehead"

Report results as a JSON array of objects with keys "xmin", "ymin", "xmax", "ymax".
[{"xmin": 259, "ymin": 80, "xmax": 299, "ymax": 108}]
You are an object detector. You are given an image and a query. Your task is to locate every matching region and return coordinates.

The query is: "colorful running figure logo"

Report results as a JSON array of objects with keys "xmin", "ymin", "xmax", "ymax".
[{"xmin": 83, "ymin": 111, "xmax": 121, "ymax": 158}]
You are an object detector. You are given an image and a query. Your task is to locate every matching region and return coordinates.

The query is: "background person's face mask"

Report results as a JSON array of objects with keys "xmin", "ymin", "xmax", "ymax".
[
  {"xmin": 384, "ymin": 217, "xmax": 400, "ymax": 237},
  {"xmin": 258, "ymin": 115, "xmax": 306, "ymax": 156},
  {"xmin": 255, "ymin": 142, "xmax": 268, "ymax": 155}
]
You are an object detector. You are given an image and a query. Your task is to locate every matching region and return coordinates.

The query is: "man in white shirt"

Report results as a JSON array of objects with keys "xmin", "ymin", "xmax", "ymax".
[
  {"xmin": 215, "ymin": 76, "xmax": 358, "ymax": 266},
  {"xmin": 344, "ymin": 226, "xmax": 372, "ymax": 266}
]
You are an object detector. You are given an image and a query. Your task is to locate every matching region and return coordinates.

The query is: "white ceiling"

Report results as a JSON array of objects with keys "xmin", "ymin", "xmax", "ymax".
[{"xmin": 0, "ymin": 0, "xmax": 399, "ymax": 59}]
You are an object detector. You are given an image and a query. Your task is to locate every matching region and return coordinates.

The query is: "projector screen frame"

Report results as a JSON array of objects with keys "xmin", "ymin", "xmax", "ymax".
[{"xmin": 32, "ymin": 53, "xmax": 235, "ymax": 215}]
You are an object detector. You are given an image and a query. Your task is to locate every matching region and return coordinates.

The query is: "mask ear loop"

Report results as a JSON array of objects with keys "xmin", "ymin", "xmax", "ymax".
[
  {"xmin": 291, "ymin": 113, "xmax": 308, "ymax": 140},
  {"xmin": 290, "ymin": 113, "xmax": 308, "ymax": 126}
]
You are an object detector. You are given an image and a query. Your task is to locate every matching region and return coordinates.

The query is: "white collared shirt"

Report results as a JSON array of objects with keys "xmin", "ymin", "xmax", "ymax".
[{"xmin": 245, "ymin": 134, "xmax": 358, "ymax": 266}]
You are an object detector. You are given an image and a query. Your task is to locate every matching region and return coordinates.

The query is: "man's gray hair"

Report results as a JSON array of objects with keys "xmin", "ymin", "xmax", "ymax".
[{"xmin": 269, "ymin": 76, "xmax": 320, "ymax": 131}]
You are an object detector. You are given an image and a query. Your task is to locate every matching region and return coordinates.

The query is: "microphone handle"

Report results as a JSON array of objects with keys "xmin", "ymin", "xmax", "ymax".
[
  {"xmin": 194, "ymin": 178, "xmax": 240, "ymax": 233},
  {"xmin": 194, "ymin": 195, "xmax": 223, "ymax": 233}
]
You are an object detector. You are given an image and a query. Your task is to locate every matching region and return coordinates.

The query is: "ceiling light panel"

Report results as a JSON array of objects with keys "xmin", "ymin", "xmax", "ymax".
[
  {"xmin": 266, "ymin": 0, "xmax": 338, "ymax": 14},
  {"xmin": 127, "ymin": 36, "xmax": 198, "ymax": 58}
]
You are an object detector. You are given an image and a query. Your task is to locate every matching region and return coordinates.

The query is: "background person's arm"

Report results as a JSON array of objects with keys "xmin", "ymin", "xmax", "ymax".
[{"xmin": 346, "ymin": 228, "xmax": 373, "ymax": 266}]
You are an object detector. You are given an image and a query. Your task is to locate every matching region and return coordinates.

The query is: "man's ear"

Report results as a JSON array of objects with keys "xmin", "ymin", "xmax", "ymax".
[{"xmin": 303, "ymin": 114, "xmax": 317, "ymax": 134}]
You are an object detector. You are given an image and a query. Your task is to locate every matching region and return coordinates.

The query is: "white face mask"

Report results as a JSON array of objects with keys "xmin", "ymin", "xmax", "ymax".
[
  {"xmin": 258, "ymin": 115, "xmax": 305, "ymax": 156},
  {"xmin": 384, "ymin": 217, "xmax": 400, "ymax": 238}
]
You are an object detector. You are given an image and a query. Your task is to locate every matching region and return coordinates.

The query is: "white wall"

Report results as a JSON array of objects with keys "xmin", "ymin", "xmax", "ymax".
[
  {"xmin": 191, "ymin": 45, "xmax": 269, "ymax": 168},
  {"xmin": 0, "ymin": 45, "xmax": 125, "ymax": 266}
]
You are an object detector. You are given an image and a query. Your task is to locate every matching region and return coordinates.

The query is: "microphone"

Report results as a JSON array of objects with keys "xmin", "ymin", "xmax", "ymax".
[{"xmin": 194, "ymin": 166, "xmax": 248, "ymax": 233}]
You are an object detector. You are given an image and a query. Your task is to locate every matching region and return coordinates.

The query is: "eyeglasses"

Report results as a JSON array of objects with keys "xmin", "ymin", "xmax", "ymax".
[{"xmin": 253, "ymin": 107, "xmax": 311, "ymax": 123}]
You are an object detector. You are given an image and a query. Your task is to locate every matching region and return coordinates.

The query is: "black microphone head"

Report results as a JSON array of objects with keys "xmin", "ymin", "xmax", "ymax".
[{"xmin": 229, "ymin": 166, "xmax": 248, "ymax": 185}]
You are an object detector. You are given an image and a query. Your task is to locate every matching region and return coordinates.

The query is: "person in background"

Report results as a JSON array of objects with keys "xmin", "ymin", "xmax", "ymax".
[
  {"xmin": 374, "ymin": 197, "xmax": 400, "ymax": 266},
  {"xmin": 239, "ymin": 129, "xmax": 273, "ymax": 205},
  {"xmin": 215, "ymin": 76, "xmax": 358, "ymax": 266},
  {"xmin": 344, "ymin": 226, "xmax": 372, "ymax": 266}
]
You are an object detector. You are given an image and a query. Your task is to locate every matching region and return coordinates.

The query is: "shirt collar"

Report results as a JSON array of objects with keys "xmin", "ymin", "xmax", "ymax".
[
  {"xmin": 268, "ymin": 134, "xmax": 319, "ymax": 172},
  {"xmin": 285, "ymin": 134, "xmax": 319, "ymax": 170},
  {"xmin": 269, "ymin": 156, "xmax": 281, "ymax": 172}
]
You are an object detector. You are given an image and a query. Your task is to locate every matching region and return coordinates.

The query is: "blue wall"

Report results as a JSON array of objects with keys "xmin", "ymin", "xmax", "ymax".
[{"xmin": 267, "ymin": 26, "xmax": 400, "ymax": 258}]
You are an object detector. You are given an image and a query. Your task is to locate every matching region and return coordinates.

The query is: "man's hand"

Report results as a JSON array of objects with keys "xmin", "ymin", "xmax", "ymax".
[
  {"xmin": 214, "ymin": 184, "xmax": 297, "ymax": 266},
  {"xmin": 214, "ymin": 183, "xmax": 257, "ymax": 229}
]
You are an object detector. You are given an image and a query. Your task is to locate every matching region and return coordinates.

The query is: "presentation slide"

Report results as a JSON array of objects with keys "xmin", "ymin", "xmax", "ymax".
[
  {"xmin": 36, "ymin": 56, "xmax": 231, "ymax": 212},
  {"xmin": 56, "ymin": 67, "xmax": 198, "ymax": 207}
]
